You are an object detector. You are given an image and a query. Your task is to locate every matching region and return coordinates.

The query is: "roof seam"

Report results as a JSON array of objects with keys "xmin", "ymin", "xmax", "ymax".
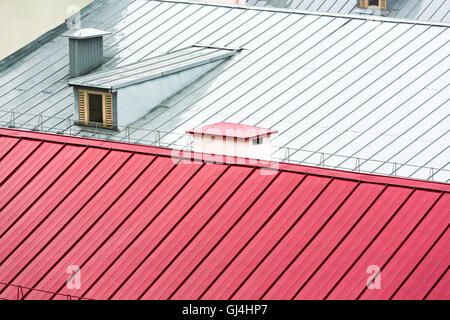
[
  {"xmin": 20, "ymin": 151, "xmax": 137, "ymax": 300},
  {"xmin": 0, "ymin": 137, "xmax": 22, "ymax": 163},
  {"xmin": 0, "ymin": 148, "xmax": 113, "ymax": 294},
  {"xmin": 46, "ymin": 154, "xmax": 160, "ymax": 299},
  {"xmin": 198, "ymin": 172, "xmax": 314, "ymax": 299},
  {"xmin": 288, "ymin": 183, "xmax": 389, "ymax": 299},
  {"xmin": 106, "ymin": 161, "xmax": 211, "ymax": 299},
  {"xmin": 75, "ymin": 156, "xmax": 184, "ymax": 299},
  {"xmin": 167, "ymin": 169, "xmax": 283, "ymax": 299},
  {"xmin": 423, "ymin": 262, "xmax": 449, "ymax": 299},
  {"xmin": 0, "ymin": 143, "xmax": 67, "ymax": 213},
  {"xmin": 230, "ymin": 176, "xmax": 351, "ymax": 299},
  {"xmin": 137, "ymin": 166, "xmax": 257, "ymax": 299},
  {"xmin": 389, "ymin": 222, "xmax": 448, "ymax": 299},
  {"xmin": 322, "ymin": 187, "xmax": 417, "ymax": 299},
  {"xmin": 355, "ymin": 191, "xmax": 446, "ymax": 300},
  {"xmin": 40, "ymin": 155, "xmax": 160, "ymax": 299},
  {"xmin": 0, "ymin": 146, "xmax": 89, "ymax": 239},
  {"xmin": 0, "ymin": 140, "xmax": 44, "ymax": 187},
  {"xmin": 130, "ymin": 164, "xmax": 234, "ymax": 300}
]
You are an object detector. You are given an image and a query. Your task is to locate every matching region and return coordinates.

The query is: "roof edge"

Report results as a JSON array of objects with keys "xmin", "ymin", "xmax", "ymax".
[
  {"xmin": 161, "ymin": 0, "xmax": 450, "ymax": 27},
  {"xmin": 1, "ymin": 127, "xmax": 449, "ymax": 192}
]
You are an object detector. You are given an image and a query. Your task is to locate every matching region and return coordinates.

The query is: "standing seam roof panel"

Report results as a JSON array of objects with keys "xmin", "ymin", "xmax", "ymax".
[
  {"xmin": 53, "ymin": 157, "xmax": 185, "ymax": 299},
  {"xmin": 326, "ymin": 189, "xmax": 443, "ymax": 299},
  {"xmin": 2, "ymin": 153, "xmax": 152, "ymax": 300},
  {"xmin": 140, "ymin": 168, "xmax": 277, "ymax": 300},
  {"xmin": 202, "ymin": 177, "xmax": 355, "ymax": 299},
  {"xmin": 113, "ymin": 165, "xmax": 253, "ymax": 299},
  {"xmin": 361, "ymin": 193, "xmax": 450, "ymax": 299},
  {"xmin": 232, "ymin": 182, "xmax": 387, "ymax": 299}
]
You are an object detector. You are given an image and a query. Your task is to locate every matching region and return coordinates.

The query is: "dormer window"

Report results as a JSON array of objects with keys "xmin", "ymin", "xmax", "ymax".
[
  {"xmin": 359, "ymin": 0, "xmax": 388, "ymax": 10},
  {"xmin": 77, "ymin": 89, "xmax": 114, "ymax": 129}
]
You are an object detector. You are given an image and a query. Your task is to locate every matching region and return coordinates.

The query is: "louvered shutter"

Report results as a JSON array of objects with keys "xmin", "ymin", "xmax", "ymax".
[
  {"xmin": 360, "ymin": 0, "xmax": 368, "ymax": 8},
  {"xmin": 379, "ymin": 0, "xmax": 387, "ymax": 10},
  {"xmin": 104, "ymin": 93, "xmax": 113, "ymax": 128},
  {"xmin": 78, "ymin": 90, "xmax": 88, "ymax": 124}
]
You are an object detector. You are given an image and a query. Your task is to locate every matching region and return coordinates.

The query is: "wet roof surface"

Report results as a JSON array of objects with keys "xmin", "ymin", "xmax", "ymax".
[
  {"xmin": 247, "ymin": 0, "xmax": 450, "ymax": 23},
  {"xmin": 0, "ymin": 0, "xmax": 448, "ymax": 182},
  {"xmin": 0, "ymin": 128, "xmax": 448, "ymax": 300}
]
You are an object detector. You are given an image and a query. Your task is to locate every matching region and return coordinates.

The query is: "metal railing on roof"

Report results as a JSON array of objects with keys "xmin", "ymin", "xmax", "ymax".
[
  {"xmin": 0, "ymin": 110, "xmax": 449, "ymax": 183},
  {"xmin": 0, "ymin": 281, "xmax": 93, "ymax": 300}
]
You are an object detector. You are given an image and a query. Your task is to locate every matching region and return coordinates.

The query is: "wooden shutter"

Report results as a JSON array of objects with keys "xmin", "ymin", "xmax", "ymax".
[
  {"xmin": 360, "ymin": 0, "xmax": 368, "ymax": 8},
  {"xmin": 379, "ymin": 0, "xmax": 387, "ymax": 10},
  {"xmin": 78, "ymin": 90, "xmax": 88, "ymax": 124},
  {"xmin": 104, "ymin": 93, "xmax": 113, "ymax": 128}
]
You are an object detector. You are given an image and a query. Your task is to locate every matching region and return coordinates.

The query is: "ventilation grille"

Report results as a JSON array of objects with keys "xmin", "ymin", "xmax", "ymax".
[
  {"xmin": 105, "ymin": 93, "xmax": 113, "ymax": 128},
  {"xmin": 78, "ymin": 90, "xmax": 88, "ymax": 124}
]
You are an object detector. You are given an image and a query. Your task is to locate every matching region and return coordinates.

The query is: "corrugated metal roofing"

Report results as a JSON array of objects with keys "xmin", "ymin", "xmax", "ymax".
[
  {"xmin": 68, "ymin": 45, "xmax": 239, "ymax": 90},
  {"xmin": 0, "ymin": 128, "xmax": 449, "ymax": 300},
  {"xmin": 247, "ymin": 0, "xmax": 450, "ymax": 23},
  {"xmin": 0, "ymin": 0, "xmax": 448, "ymax": 182}
]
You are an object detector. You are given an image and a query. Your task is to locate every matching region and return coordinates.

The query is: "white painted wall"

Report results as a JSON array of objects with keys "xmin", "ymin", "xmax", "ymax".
[
  {"xmin": 192, "ymin": 134, "xmax": 273, "ymax": 161},
  {"xmin": 116, "ymin": 61, "xmax": 222, "ymax": 127},
  {"xmin": 0, "ymin": 0, "xmax": 93, "ymax": 60}
]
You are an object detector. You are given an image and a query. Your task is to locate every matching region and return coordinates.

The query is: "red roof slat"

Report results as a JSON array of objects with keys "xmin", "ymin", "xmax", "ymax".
[
  {"xmin": 326, "ymin": 189, "xmax": 443, "ymax": 300},
  {"xmin": 142, "ymin": 168, "xmax": 276, "ymax": 300},
  {"xmin": 234, "ymin": 182, "xmax": 386, "ymax": 299},
  {"xmin": 292, "ymin": 186, "xmax": 414, "ymax": 300},
  {"xmin": 18, "ymin": 153, "xmax": 154, "ymax": 300},
  {"xmin": 392, "ymin": 228, "xmax": 450, "ymax": 300},
  {"xmin": 202, "ymin": 175, "xmax": 341, "ymax": 300},
  {"xmin": 361, "ymin": 193, "xmax": 450, "ymax": 300},
  {"xmin": 170, "ymin": 171, "xmax": 306, "ymax": 300}
]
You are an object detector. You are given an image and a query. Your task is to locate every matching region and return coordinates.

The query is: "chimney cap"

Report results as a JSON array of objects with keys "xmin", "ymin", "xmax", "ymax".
[
  {"xmin": 187, "ymin": 122, "xmax": 278, "ymax": 140},
  {"xmin": 62, "ymin": 28, "xmax": 111, "ymax": 40}
]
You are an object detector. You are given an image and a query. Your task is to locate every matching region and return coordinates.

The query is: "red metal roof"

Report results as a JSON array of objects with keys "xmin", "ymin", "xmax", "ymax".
[
  {"xmin": 187, "ymin": 122, "xmax": 278, "ymax": 140},
  {"xmin": 0, "ymin": 128, "xmax": 448, "ymax": 300}
]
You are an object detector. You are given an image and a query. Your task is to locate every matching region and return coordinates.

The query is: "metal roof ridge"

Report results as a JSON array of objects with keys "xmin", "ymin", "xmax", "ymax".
[{"xmin": 160, "ymin": 0, "xmax": 450, "ymax": 27}]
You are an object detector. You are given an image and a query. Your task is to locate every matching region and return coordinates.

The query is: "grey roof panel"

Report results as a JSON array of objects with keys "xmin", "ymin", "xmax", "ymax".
[
  {"xmin": 247, "ymin": 0, "xmax": 450, "ymax": 23},
  {"xmin": 0, "ymin": 0, "xmax": 449, "ymax": 182}
]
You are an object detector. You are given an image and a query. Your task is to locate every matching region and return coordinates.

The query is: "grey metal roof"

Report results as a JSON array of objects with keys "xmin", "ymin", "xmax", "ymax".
[
  {"xmin": 0, "ymin": 0, "xmax": 449, "ymax": 182},
  {"xmin": 68, "ymin": 45, "xmax": 239, "ymax": 90},
  {"xmin": 247, "ymin": 0, "xmax": 450, "ymax": 23}
]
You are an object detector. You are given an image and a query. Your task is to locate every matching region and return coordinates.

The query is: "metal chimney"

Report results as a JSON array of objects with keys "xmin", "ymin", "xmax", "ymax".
[{"xmin": 62, "ymin": 28, "xmax": 111, "ymax": 78}]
